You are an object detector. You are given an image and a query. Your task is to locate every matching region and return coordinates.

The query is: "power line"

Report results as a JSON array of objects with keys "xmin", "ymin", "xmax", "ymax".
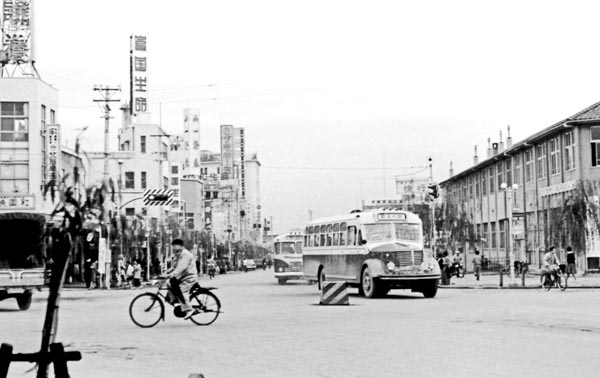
[{"xmin": 262, "ymin": 165, "xmax": 427, "ymax": 171}]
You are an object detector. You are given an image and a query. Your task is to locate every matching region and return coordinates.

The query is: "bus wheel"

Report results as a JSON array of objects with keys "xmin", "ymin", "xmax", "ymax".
[
  {"xmin": 422, "ymin": 280, "xmax": 438, "ymax": 298},
  {"xmin": 17, "ymin": 290, "xmax": 33, "ymax": 311},
  {"xmin": 318, "ymin": 268, "xmax": 326, "ymax": 291},
  {"xmin": 361, "ymin": 267, "xmax": 380, "ymax": 298},
  {"xmin": 278, "ymin": 278, "xmax": 287, "ymax": 285}
]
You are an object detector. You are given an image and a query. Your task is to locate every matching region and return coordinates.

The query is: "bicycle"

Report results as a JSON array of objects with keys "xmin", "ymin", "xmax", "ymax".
[
  {"xmin": 449, "ymin": 263, "xmax": 466, "ymax": 278},
  {"xmin": 129, "ymin": 279, "xmax": 221, "ymax": 328},
  {"xmin": 540, "ymin": 268, "xmax": 567, "ymax": 291}
]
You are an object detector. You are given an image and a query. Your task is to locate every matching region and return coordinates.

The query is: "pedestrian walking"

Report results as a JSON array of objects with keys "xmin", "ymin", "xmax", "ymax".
[
  {"xmin": 90, "ymin": 260, "xmax": 99, "ymax": 290},
  {"xmin": 133, "ymin": 260, "xmax": 142, "ymax": 288},
  {"xmin": 117, "ymin": 255, "xmax": 125, "ymax": 288},
  {"xmin": 84, "ymin": 258, "xmax": 92, "ymax": 289},
  {"xmin": 207, "ymin": 255, "xmax": 216, "ymax": 279},
  {"xmin": 566, "ymin": 246, "xmax": 577, "ymax": 281},
  {"xmin": 472, "ymin": 250, "xmax": 482, "ymax": 281}
]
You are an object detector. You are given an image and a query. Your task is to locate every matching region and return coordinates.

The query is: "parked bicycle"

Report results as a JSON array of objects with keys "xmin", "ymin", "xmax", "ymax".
[
  {"xmin": 540, "ymin": 267, "xmax": 567, "ymax": 291},
  {"xmin": 129, "ymin": 278, "xmax": 221, "ymax": 328}
]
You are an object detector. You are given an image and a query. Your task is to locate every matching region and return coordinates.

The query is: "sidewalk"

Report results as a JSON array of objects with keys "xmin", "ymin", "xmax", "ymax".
[{"xmin": 440, "ymin": 271, "xmax": 600, "ymax": 289}]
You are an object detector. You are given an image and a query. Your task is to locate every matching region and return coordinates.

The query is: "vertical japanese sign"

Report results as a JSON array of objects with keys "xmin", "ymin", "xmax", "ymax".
[
  {"xmin": 46, "ymin": 124, "xmax": 60, "ymax": 185},
  {"xmin": 130, "ymin": 34, "xmax": 148, "ymax": 115},
  {"xmin": 220, "ymin": 125, "xmax": 234, "ymax": 180},
  {"xmin": 1, "ymin": 0, "xmax": 32, "ymax": 63},
  {"xmin": 235, "ymin": 127, "xmax": 246, "ymax": 199}
]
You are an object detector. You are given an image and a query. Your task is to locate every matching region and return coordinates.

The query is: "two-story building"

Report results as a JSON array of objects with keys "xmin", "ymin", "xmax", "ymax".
[{"xmin": 440, "ymin": 100, "xmax": 600, "ymax": 273}]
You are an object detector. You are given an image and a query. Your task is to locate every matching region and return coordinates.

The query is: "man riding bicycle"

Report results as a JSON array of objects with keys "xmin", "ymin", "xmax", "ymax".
[
  {"xmin": 166, "ymin": 239, "xmax": 199, "ymax": 319},
  {"xmin": 542, "ymin": 246, "xmax": 560, "ymax": 285}
]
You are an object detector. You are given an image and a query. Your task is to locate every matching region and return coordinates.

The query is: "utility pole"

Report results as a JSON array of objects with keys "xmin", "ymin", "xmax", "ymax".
[
  {"xmin": 93, "ymin": 85, "xmax": 121, "ymax": 182},
  {"xmin": 93, "ymin": 85, "xmax": 120, "ymax": 289},
  {"xmin": 428, "ymin": 157, "xmax": 435, "ymax": 254}
]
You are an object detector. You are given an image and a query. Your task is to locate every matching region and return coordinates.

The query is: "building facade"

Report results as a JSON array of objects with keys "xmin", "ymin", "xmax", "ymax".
[{"xmin": 440, "ymin": 100, "xmax": 600, "ymax": 272}]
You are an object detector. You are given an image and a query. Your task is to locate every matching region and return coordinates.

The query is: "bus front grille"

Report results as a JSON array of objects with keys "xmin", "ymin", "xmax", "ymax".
[
  {"xmin": 288, "ymin": 262, "xmax": 303, "ymax": 272},
  {"xmin": 396, "ymin": 250, "xmax": 423, "ymax": 266}
]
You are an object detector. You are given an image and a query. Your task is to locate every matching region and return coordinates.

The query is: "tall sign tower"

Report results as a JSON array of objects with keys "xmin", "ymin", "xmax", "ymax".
[{"xmin": 0, "ymin": 0, "xmax": 39, "ymax": 78}]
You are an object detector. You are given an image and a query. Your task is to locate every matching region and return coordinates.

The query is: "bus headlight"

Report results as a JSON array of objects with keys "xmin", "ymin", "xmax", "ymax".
[
  {"xmin": 387, "ymin": 261, "xmax": 396, "ymax": 271},
  {"xmin": 278, "ymin": 267, "xmax": 284, "ymax": 272}
]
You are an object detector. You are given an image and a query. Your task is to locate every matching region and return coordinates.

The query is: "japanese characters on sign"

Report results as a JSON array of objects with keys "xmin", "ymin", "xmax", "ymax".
[
  {"xmin": 0, "ymin": 194, "xmax": 34, "ymax": 209},
  {"xmin": 46, "ymin": 125, "xmax": 60, "ymax": 184},
  {"xmin": 131, "ymin": 34, "xmax": 148, "ymax": 114},
  {"xmin": 395, "ymin": 177, "xmax": 429, "ymax": 203},
  {"xmin": 220, "ymin": 125, "xmax": 234, "ymax": 180},
  {"xmin": 1, "ymin": 0, "xmax": 32, "ymax": 63}
]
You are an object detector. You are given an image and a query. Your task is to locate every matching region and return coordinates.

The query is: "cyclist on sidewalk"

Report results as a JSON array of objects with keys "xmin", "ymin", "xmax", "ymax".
[{"xmin": 167, "ymin": 239, "xmax": 199, "ymax": 319}]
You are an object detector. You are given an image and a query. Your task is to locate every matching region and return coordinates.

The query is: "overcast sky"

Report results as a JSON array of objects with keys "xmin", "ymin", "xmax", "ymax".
[{"xmin": 33, "ymin": 0, "xmax": 600, "ymax": 233}]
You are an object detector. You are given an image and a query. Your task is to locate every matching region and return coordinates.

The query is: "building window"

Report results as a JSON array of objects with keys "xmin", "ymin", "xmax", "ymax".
[
  {"xmin": 125, "ymin": 208, "xmax": 135, "ymax": 216},
  {"xmin": 499, "ymin": 220, "xmax": 506, "ymax": 248},
  {"xmin": 483, "ymin": 223, "xmax": 489, "ymax": 246},
  {"xmin": 50, "ymin": 109, "xmax": 55, "ymax": 124},
  {"xmin": 482, "ymin": 171, "xmax": 487, "ymax": 195},
  {"xmin": 171, "ymin": 165, "xmax": 179, "ymax": 174},
  {"xmin": 536, "ymin": 144, "xmax": 547, "ymax": 179},
  {"xmin": 141, "ymin": 171, "xmax": 147, "ymax": 190},
  {"xmin": 506, "ymin": 158, "xmax": 512, "ymax": 187},
  {"xmin": 489, "ymin": 166, "xmax": 495, "ymax": 194},
  {"xmin": 525, "ymin": 149, "xmax": 534, "ymax": 183},
  {"xmin": 491, "ymin": 222, "xmax": 497, "ymax": 248},
  {"xmin": 164, "ymin": 176, "xmax": 168, "ymax": 189},
  {"xmin": 497, "ymin": 162, "xmax": 503, "ymax": 190},
  {"xmin": 549, "ymin": 137, "xmax": 560, "ymax": 176},
  {"xmin": 172, "ymin": 177, "xmax": 179, "ymax": 186},
  {"xmin": 514, "ymin": 155, "xmax": 521, "ymax": 186},
  {"xmin": 141, "ymin": 135, "xmax": 146, "ymax": 154},
  {"xmin": 1, "ymin": 102, "xmax": 29, "ymax": 142},
  {"xmin": 125, "ymin": 172, "xmax": 135, "ymax": 189},
  {"xmin": 564, "ymin": 130, "xmax": 575, "ymax": 171}
]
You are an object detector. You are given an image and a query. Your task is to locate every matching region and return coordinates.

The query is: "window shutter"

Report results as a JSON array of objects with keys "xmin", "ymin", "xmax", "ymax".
[{"xmin": 592, "ymin": 143, "xmax": 597, "ymax": 167}]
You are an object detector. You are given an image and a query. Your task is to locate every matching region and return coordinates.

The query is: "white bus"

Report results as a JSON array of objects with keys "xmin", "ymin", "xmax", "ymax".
[
  {"xmin": 303, "ymin": 209, "xmax": 441, "ymax": 298},
  {"xmin": 273, "ymin": 230, "xmax": 305, "ymax": 285}
]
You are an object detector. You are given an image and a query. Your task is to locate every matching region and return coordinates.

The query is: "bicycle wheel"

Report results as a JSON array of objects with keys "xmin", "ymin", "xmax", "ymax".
[
  {"xmin": 129, "ymin": 293, "xmax": 164, "ymax": 328},
  {"xmin": 189, "ymin": 291, "xmax": 221, "ymax": 326},
  {"xmin": 541, "ymin": 274, "xmax": 552, "ymax": 291},
  {"xmin": 557, "ymin": 274, "xmax": 567, "ymax": 291}
]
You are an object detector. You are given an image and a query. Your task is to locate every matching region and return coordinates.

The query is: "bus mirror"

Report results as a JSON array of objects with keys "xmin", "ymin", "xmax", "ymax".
[{"xmin": 361, "ymin": 238, "xmax": 368, "ymax": 245}]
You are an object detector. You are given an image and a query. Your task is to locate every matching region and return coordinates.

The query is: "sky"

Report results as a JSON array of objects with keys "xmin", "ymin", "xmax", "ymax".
[{"xmin": 28, "ymin": 0, "xmax": 600, "ymax": 233}]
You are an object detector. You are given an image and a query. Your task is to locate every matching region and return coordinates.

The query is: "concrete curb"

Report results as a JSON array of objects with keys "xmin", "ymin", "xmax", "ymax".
[{"xmin": 440, "ymin": 285, "xmax": 600, "ymax": 290}]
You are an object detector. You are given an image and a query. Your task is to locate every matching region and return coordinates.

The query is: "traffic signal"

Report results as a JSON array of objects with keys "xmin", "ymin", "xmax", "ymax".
[{"xmin": 428, "ymin": 184, "xmax": 439, "ymax": 199}]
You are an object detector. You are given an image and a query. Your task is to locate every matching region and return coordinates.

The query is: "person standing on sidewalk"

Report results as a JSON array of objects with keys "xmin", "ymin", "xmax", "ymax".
[
  {"xmin": 566, "ymin": 246, "xmax": 577, "ymax": 281},
  {"xmin": 133, "ymin": 260, "xmax": 142, "ymax": 288},
  {"xmin": 472, "ymin": 250, "xmax": 482, "ymax": 281}
]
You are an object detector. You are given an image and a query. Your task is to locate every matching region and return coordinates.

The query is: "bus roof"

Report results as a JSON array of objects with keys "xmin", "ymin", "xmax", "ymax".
[
  {"xmin": 305, "ymin": 209, "xmax": 422, "ymax": 227},
  {"xmin": 273, "ymin": 231, "xmax": 304, "ymax": 243}
]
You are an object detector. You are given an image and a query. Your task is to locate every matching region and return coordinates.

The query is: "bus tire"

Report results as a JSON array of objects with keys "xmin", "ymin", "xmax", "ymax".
[
  {"xmin": 361, "ymin": 266, "xmax": 381, "ymax": 298},
  {"xmin": 278, "ymin": 278, "xmax": 287, "ymax": 285},
  {"xmin": 421, "ymin": 280, "xmax": 438, "ymax": 298},
  {"xmin": 17, "ymin": 290, "xmax": 33, "ymax": 311},
  {"xmin": 317, "ymin": 267, "xmax": 325, "ymax": 291}
]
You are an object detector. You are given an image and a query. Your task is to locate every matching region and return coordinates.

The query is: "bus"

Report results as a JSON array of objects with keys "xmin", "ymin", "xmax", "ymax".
[
  {"xmin": 273, "ymin": 230, "xmax": 305, "ymax": 285},
  {"xmin": 0, "ymin": 212, "xmax": 48, "ymax": 310},
  {"xmin": 302, "ymin": 209, "xmax": 441, "ymax": 298}
]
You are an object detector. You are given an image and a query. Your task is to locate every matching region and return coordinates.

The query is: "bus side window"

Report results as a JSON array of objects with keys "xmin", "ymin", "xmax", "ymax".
[
  {"xmin": 320, "ymin": 225, "xmax": 326, "ymax": 247},
  {"xmin": 332, "ymin": 232, "xmax": 339, "ymax": 246},
  {"xmin": 347, "ymin": 226, "xmax": 357, "ymax": 246},
  {"xmin": 339, "ymin": 222, "xmax": 346, "ymax": 246},
  {"xmin": 314, "ymin": 234, "xmax": 319, "ymax": 247},
  {"xmin": 326, "ymin": 224, "xmax": 333, "ymax": 246}
]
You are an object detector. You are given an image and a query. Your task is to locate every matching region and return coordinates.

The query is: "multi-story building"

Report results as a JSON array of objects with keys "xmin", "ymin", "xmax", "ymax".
[{"xmin": 440, "ymin": 100, "xmax": 600, "ymax": 272}]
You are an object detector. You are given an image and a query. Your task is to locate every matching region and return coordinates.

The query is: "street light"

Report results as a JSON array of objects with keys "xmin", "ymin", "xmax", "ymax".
[{"xmin": 500, "ymin": 182, "xmax": 519, "ymax": 287}]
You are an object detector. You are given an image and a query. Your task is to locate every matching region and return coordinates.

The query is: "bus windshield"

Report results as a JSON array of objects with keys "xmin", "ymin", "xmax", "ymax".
[
  {"xmin": 394, "ymin": 223, "xmax": 421, "ymax": 242},
  {"xmin": 363, "ymin": 224, "xmax": 392, "ymax": 242},
  {"xmin": 363, "ymin": 223, "xmax": 422, "ymax": 243},
  {"xmin": 277, "ymin": 241, "xmax": 301, "ymax": 254}
]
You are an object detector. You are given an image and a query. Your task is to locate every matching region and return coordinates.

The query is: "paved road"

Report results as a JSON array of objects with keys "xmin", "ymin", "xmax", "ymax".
[{"xmin": 2, "ymin": 270, "xmax": 599, "ymax": 378}]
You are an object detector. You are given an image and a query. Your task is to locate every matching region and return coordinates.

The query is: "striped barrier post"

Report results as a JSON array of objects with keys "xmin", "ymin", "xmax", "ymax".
[{"xmin": 320, "ymin": 281, "xmax": 349, "ymax": 305}]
